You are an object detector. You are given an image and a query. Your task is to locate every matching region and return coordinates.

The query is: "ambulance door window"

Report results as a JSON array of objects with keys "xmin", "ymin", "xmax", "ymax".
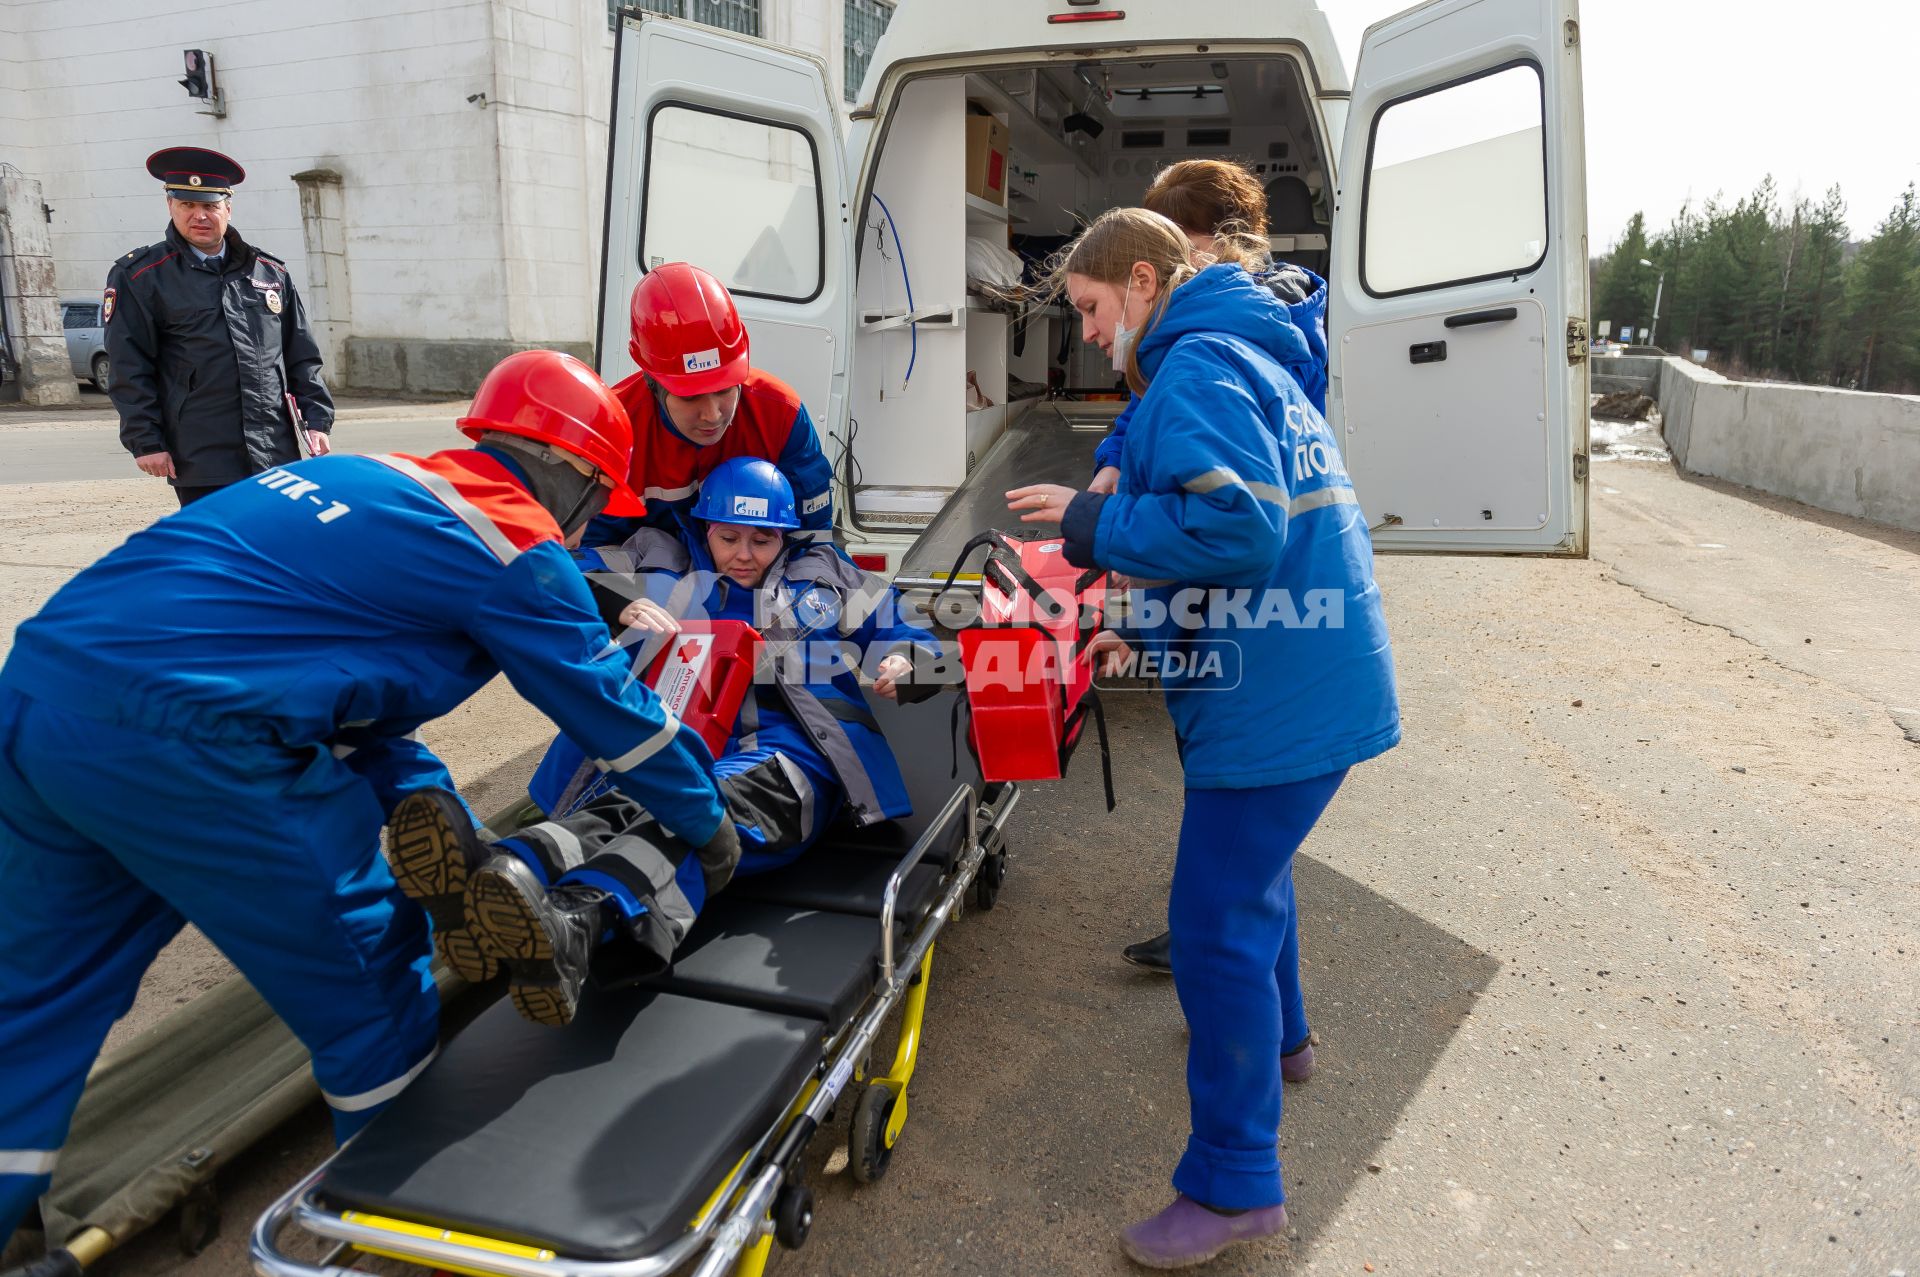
[
  {"xmin": 640, "ymin": 103, "xmax": 825, "ymax": 303},
  {"xmin": 1360, "ymin": 63, "xmax": 1545, "ymax": 297}
]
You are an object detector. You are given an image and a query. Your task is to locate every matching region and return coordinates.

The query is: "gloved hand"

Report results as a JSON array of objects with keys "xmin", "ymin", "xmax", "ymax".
[{"xmin": 695, "ymin": 818, "xmax": 743, "ymax": 893}]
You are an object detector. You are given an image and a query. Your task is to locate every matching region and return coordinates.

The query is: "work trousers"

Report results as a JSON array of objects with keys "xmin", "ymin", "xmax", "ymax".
[
  {"xmin": 503, "ymin": 747, "xmax": 838, "ymax": 978},
  {"xmin": 1167, "ymin": 768, "xmax": 1346, "ymax": 1212},
  {"xmin": 0, "ymin": 690, "xmax": 439, "ymax": 1240}
]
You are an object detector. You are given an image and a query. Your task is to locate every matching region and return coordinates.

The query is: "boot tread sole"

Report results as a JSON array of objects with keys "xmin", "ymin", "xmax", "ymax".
[
  {"xmin": 467, "ymin": 869, "xmax": 578, "ymax": 1029},
  {"xmin": 387, "ymin": 793, "xmax": 495, "ymax": 984}
]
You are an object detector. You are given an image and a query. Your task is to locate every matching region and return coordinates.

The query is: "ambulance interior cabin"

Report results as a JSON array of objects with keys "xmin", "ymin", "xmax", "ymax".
[{"xmin": 852, "ymin": 57, "xmax": 1330, "ymax": 583}]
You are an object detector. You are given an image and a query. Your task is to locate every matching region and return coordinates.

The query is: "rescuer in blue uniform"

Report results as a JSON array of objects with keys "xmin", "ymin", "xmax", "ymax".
[
  {"xmin": 382, "ymin": 458, "xmax": 941, "ymax": 1028},
  {"xmin": 0, "ymin": 351, "xmax": 737, "ymax": 1243},
  {"xmin": 1008, "ymin": 210, "xmax": 1399, "ymax": 1269},
  {"xmin": 1093, "ymin": 159, "xmax": 1333, "ymax": 977}
]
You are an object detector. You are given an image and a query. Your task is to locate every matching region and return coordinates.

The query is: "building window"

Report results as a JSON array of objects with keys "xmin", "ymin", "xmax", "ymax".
[
  {"xmin": 844, "ymin": 0, "xmax": 893, "ymax": 103},
  {"xmin": 611, "ymin": 0, "xmax": 760, "ymax": 36}
]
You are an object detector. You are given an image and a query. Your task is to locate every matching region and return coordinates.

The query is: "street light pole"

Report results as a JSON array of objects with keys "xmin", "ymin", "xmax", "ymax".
[{"xmin": 1638, "ymin": 257, "xmax": 1666, "ymax": 349}]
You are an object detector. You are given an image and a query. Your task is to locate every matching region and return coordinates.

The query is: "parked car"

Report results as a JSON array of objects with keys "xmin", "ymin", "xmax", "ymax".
[{"xmin": 61, "ymin": 296, "xmax": 110, "ymax": 391}]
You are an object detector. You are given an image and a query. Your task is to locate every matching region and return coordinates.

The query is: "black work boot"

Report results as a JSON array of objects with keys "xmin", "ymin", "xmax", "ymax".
[
  {"xmin": 465, "ymin": 856, "xmax": 608, "ymax": 1028},
  {"xmin": 386, "ymin": 790, "xmax": 496, "ymax": 983},
  {"xmin": 1122, "ymin": 928, "xmax": 1173, "ymax": 974}
]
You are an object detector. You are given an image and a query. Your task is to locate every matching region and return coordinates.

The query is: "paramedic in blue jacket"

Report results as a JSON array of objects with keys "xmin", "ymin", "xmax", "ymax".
[
  {"xmin": 383, "ymin": 457, "xmax": 941, "ymax": 1028},
  {"xmin": 1097, "ymin": 158, "xmax": 1330, "ymax": 975},
  {"xmin": 0, "ymin": 350, "xmax": 734, "ymax": 1243},
  {"xmin": 1008, "ymin": 208, "xmax": 1399, "ymax": 1270},
  {"xmin": 1090, "ymin": 158, "xmax": 1328, "ymax": 501}
]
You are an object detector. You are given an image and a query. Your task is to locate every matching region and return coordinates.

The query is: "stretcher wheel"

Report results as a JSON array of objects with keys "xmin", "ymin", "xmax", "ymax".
[
  {"xmin": 773, "ymin": 1182, "xmax": 815, "ymax": 1250},
  {"xmin": 975, "ymin": 848, "xmax": 1007, "ymax": 911},
  {"xmin": 848, "ymin": 1082, "xmax": 897, "ymax": 1184}
]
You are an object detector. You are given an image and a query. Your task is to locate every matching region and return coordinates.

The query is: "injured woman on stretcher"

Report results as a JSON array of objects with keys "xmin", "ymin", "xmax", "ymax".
[{"xmin": 383, "ymin": 457, "xmax": 942, "ymax": 1030}]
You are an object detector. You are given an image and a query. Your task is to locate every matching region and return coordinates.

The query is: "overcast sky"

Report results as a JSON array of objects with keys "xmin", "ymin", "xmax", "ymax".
[{"xmin": 1321, "ymin": 0, "xmax": 1920, "ymax": 250}]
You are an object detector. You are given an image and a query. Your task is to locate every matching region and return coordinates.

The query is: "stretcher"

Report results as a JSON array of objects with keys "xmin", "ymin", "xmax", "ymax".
[{"xmin": 250, "ymin": 689, "xmax": 1018, "ymax": 1277}]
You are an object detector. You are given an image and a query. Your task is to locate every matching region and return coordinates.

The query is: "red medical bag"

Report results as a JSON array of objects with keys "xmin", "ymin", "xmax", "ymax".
[
  {"xmin": 947, "ymin": 531, "xmax": 1114, "ymax": 804},
  {"xmin": 641, "ymin": 619, "xmax": 765, "ymax": 757}
]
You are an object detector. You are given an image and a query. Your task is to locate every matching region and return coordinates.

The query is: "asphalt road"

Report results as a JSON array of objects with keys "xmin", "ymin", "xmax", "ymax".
[
  {"xmin": 0, "ymin": 443, "xmax": 1914, "ymax": 1276},
  {"xmin": 0, "ymin": 411, "xmax": 463, "ymax": 485}
]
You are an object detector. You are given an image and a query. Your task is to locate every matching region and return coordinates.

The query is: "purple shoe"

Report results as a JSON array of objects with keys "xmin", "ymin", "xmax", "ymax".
[
  {"xmin": 1282, "ymin": 1041, "xmax": 1315, "ymax": 1085},
  {"xmin": 1120, "ymin": 1194, "xmax": 1289, "ymax": 1269}
]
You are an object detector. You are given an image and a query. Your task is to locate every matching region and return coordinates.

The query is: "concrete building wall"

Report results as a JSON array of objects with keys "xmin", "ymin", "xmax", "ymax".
[
  {"xmin": 1629, "ymin": 354, "xmax": 1920, "ymax": 534},
  {"xmin": 0, "ymin": 0, "xmax": 859, "ymax": 393}
]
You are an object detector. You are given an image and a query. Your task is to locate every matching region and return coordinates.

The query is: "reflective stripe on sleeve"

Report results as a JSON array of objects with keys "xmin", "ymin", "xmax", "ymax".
[
  {"xmin": 595, "ymin": 713, "xmax": 683, "ymax": 774},
  {"xmin": 372, "ymin": 454, "xmax": 522, "ymax": 565},
  {"xmin": 320, "ymin": 1046, "xmax": 439, "ymax": 1113},
  {"xmin": 643, "ymin": 483, "xmax": 698, "ymax": 503},
  {"xmin": 1182, "ymin": 466, "xmax": 1287, "ymax": 507},
  {"xmin": 0, "ymin": 1149, "xmax": 59, "ymax": 1176},
  {"xmin": 1288, "ymin": 486, "xmax": 1361, "ymax": 517}
]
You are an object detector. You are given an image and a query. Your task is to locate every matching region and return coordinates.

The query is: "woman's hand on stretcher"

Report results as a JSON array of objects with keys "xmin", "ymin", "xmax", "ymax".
[
  {"xmin": 1086, "ymin": 629, "xmax": 1134, "ymax": 679},
  {"xmin": 618, "ymin": 597, "xmax": 682, "ymax": 636},
  {"xmin": 872, "ymin": 653, "xmax": 913, "ymax": 702}
]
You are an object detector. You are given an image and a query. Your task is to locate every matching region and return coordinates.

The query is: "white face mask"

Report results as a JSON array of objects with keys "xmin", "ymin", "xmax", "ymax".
[{"xmin": 1111, "ymin": 278, "xmax": 1143, "ymax": 373}]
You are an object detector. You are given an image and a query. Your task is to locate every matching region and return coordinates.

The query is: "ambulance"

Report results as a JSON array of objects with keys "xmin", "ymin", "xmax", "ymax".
[{"xmin": 596, "ymin": 0, "xmax": 1590, "ymax": 584}]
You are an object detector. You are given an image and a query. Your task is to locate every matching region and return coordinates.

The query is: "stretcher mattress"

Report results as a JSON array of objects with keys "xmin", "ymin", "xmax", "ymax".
[
  {"xmin": 647, "ymin": 899, "xmax": 884, "ymax": 1029},
  {"xmin": 319, "ymin": 989, "xmax": 820, "ymax": 1261},
  {"xmin": 834, "ymin": 691, "xmax": 978, "ymax": 870},
  {"xmin": 313, "ymin": 691, "xmax": 978, "ymax": 1263}
]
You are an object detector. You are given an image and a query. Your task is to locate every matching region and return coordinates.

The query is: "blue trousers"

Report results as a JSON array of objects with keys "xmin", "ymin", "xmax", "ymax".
[
  {"xmin": 1168, "ymin": 769, "xmax": 1346, "ymax": 1211},
  {"xmin": 0, "ymin": 690, "xmax": 440, "ymax": 1239}
]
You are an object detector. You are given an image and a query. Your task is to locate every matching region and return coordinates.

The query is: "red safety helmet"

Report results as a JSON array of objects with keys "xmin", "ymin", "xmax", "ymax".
[
  {"xmin": 459, "ymin": 350, "xmax": 645, "ymax": 516},
  {"xmin": 629, "ymin": 263, "xmax": 750, "ymax": 397}
]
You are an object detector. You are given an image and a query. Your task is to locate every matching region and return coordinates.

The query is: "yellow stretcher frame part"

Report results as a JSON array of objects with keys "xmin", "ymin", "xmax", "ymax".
[
  {"xmin": 879, "ymin": 946, "xmax": 935, "ymax": 1146},
  {"xmin": 342, "ymin": 1210, "xmax": 555, "ymax": 1273}
]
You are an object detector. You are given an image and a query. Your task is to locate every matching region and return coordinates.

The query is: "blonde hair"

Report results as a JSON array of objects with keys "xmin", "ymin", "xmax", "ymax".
[{"xmin": 1035, "ymin": 207, "xmax": 1198, "ymax": 396}]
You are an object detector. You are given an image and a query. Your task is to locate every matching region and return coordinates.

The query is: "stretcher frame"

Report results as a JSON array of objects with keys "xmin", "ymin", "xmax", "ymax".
[{"xmin": 249, "ymin": 779, "xmax": 1020, "ymax": 1277}]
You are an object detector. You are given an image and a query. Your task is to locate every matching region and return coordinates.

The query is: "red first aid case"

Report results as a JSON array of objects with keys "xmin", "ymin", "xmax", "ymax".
[
  {"xmin": 642, "ymin": 619, "xmax": 765, "ymax": 757},
  {"xmin": 948, "ymin": 532, "xmax": 1112, "ymax": 803}
]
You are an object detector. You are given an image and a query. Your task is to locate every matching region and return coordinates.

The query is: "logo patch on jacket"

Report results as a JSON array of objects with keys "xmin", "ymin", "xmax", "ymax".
[
  {"xmin": 102, "ymin": 287, "xmax": 115, "ymax": 323},
  {"xmin": 265, "ymin": 289, "xmax": 282, "ymax": 314},
  {"xmin": 732, "ymin": 495, "xmax": 769, "ymax": 518},
  {"xmin": 683, "ymin": 347, "xmax": 721, "ymax": 374}
]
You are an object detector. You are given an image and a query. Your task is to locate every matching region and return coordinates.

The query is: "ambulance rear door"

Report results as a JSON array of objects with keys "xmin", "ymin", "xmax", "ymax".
[
  {"xmin": 599, "ymin": 13, "xmax": 855, "ymax": 437},
  {"xmin": 1328, "ymin": 0, "xmax": 1589, "ymax": 555}
]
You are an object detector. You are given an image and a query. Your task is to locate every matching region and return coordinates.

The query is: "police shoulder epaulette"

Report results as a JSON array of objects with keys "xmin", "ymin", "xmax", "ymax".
[{"xmin": 254, "ymin": 248, "xmax": 286, "ymax": 267}]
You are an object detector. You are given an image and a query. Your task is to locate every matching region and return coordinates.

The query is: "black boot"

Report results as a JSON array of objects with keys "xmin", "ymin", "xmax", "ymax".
[
  {"xmin": 1122, "ymin": 928, "xmax": 1173, "ymax": 974},
  {"xmin": 386, "ymin": 789, "xmax": 496, "ymax": 982},
  {"xmin": 465, "ymin": 856, "xmax": 609, "ymax": 1028}
]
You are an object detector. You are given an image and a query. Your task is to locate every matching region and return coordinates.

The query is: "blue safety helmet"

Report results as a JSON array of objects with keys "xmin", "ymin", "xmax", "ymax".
[{"xmin": 691, "ymin": 456, "xmax": 802, "ymax": 531}]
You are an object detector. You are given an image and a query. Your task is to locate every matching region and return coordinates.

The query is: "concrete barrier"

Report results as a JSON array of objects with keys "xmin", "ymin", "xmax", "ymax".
[{"xmin": 1631, "ymin": 355, "xmax": 1920, "ymax": 533}]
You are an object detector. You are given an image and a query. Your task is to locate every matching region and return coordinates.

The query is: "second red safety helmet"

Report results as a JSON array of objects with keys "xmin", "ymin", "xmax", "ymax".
[
  {"xmin": 629, "ymin": 262, "xmax": 751, "ymax": 397},
  {"xmin": 459, "ymin": 349, "xmax": 645, "ymax": 515}
]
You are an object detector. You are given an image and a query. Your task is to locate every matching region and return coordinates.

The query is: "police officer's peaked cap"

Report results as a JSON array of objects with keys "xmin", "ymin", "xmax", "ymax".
[{"xmin": 146, "ymin": 146, "xmax": 245, "ymax": 202}]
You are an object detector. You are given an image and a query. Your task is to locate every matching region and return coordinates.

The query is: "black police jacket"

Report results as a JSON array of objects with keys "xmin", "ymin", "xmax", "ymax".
[{"xmin": 104, "ymin": 224, "xmax": 334, "ymax": 486}]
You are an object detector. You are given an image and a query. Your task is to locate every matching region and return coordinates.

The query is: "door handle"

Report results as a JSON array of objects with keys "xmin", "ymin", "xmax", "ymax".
[
  {"xmin": 1443, "ymin": 306, "xmax": 1519, "ymax": 328},
  {"xmin": 1409, "ymin": 340, "xmax": 1447, "ymax": 364}
]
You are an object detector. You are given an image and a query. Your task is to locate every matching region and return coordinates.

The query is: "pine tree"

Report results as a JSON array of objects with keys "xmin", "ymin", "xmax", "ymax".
[{"xmin": 1840, "ymin": 184, "xmax": 1919, "ymax": 391}]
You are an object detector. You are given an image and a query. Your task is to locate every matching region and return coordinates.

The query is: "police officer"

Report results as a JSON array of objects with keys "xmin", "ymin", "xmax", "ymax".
[
  {"xmin": 104, "ymin": 147, "xmax": 334, "ymax": 505},
  {"xmin": 0, "ymin": 351, "xmax": 739, "ymax": 1242}
]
